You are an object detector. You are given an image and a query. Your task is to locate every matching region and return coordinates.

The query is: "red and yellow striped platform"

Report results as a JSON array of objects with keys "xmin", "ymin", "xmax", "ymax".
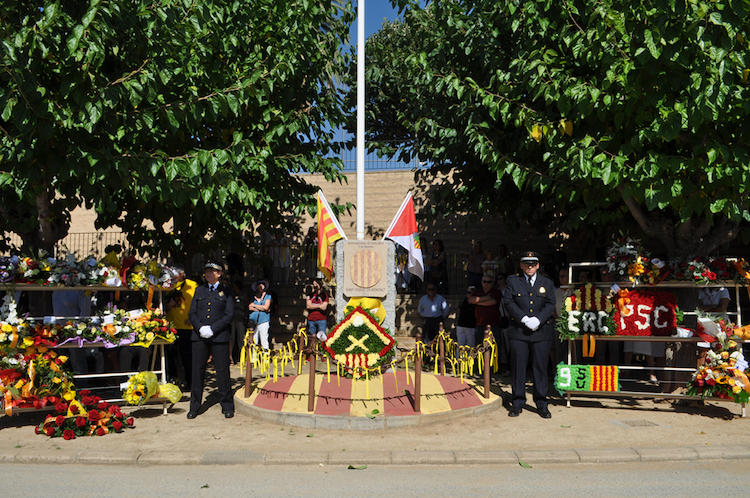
[{"xmin": 237, "ymin": 371, "xmax": 499, "ymax": 422}]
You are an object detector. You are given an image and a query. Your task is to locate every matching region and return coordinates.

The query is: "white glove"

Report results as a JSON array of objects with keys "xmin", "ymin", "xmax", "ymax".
[
  {"xmin": 526, "ymin": 317, "xmax": 541, "ymax": 330},
  {"xmin": 199, "ymin": 325, "xmax": 214, "ymax": 339},
  {"xmin": 521, "ymin": 316, "xmax": 531, "ymax": 327}
]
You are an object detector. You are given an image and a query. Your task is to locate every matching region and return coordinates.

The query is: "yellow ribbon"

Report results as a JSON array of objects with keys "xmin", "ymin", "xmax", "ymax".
[{"xmin": 345, "ymin": 297, "xmax": 386, "ymax": 324}]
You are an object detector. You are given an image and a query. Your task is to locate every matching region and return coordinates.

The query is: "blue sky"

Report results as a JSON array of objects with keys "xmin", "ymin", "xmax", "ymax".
[{"xmin": 363, "ymin": 1, "xmax": 401, "ymax": 38}]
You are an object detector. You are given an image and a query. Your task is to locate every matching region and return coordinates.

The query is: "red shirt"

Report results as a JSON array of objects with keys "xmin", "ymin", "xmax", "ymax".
[
  {"xmin": 473, "ymin": 288, "xmax": 501, "ymax": 327},
  {"xmin": 307, "ymin": 293, "xmax": 328, "ymax": 322}
]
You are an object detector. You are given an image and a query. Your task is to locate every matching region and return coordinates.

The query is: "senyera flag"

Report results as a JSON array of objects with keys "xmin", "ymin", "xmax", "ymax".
[
  {"xmin": 383, "ymin": 191, "xmax": 424, "ymax": 280},
  {"xmin": 316, "ymin": 190, "xmax": 347, "ymax": 280}
]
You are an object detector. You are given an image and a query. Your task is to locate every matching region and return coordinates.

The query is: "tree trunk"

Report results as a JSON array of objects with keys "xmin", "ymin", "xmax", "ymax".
[{"xmin": 619, "ymin": 187, "xmax": 739, "ymax": 258}]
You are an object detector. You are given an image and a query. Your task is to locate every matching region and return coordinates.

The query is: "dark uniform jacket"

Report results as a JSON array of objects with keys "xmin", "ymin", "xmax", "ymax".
[
  {"xmin": 188, "ymin": 282, "xmax": 234, "ymax": 343},
  {"xmin": 502, "ymin": 273, "xmax": 556, "ymax": 342}
]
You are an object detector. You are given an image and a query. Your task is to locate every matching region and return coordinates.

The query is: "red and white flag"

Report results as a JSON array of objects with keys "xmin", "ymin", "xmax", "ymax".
[
  {"xmin": 316, "ymin": 190, "xmax": 347, "ymax": 280},
  {"xmin": 383, "ymin": 192, "xmax": 424, "ymax": 281}
]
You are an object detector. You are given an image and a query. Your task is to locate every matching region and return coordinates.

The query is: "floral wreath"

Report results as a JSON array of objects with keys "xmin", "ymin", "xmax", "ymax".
[{"xmin": 322, "ymin": 306, "xmax": 396, "ymax": 378}]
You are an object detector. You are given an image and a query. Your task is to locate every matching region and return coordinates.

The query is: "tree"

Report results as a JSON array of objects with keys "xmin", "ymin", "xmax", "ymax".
[
  {"xmin": 1, "ymin": 0, "xmax": 354, "ymax": 256},
  {"xmin": 358, "ymin": 0, "xmax": 750, "ymax": 257}
]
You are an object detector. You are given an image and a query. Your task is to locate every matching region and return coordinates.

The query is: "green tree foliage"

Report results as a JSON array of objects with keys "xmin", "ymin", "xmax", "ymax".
[
  {"xmin": 359, "ymin": 0, "xmax": 750, "ymax": 257},
  {"xmin": 1, "ymin": 0, "xmax": 354, "ymax": 255}
]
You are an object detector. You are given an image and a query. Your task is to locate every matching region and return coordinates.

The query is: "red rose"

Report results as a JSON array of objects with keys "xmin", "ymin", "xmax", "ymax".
[
  {"xmin": 34, "ymin": 426, "xmax": 42, "ymax": 435},
  {"xmin": 55, "ymin": 402, "xmax": 67, "ymax": 413},
  {"xmin": 126, "ymin": 417, "xmax": 135, "ymax": 427},
  {"xmin": 95, "ymin": 427, "xmax": 106, "ymax": 436},
  {"xmin": 88, "ymin": 409, "xmax": 100, "ymax": 421},
  {"xmin": 55, "ymin": 415, "xmax": 65, "ymax": 427},
  {"xmin": 80, "ymin": 390, "xmax": 91, "ymax": 396},
  {"xmin": 45, "ymin": 427, "xmax": 55, "ymax": 437},
  {"xmin": 75, "ymin": 416, "xmax": 86, "ymax": 427},
  {"xmin": 706, "ymin": 378, "xmax": 716, "ymax": 386},
  {"xmin": 62, "ymin": 429, "xmax": 75, "ymax": 440},
  {"xmin": 33, "ymin": 400, "xmax": 42, "ymax": 409},
  {"xmin": 113, "ymin": 420, "xmax": 123, "ymax": 432},
  {"xmin": 97, "ymin": 401, "xmax": 109, "ymax": 410},
  {"xmin": 697, "ymin": 379, "xmax": 704, "ymax": 387}
]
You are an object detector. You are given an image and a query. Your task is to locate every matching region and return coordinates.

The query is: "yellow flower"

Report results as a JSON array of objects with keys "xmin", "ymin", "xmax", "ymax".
[
  {"xmin": 23, "ymin": 337, "xmax": 34, "ymax": 346},
  {"xmin": 1, "ymin": 323, "xmax": 12, "ymax": 333},
  {"xmin": 14, "ymin": 379, "xmax": 24, "ymax": 389},
  {"xmin": 58, "ymin": 355, "xmax": 68, "ymax": 363},
  {"xmin": 0, "ymin": 333, "xmax": 6, "ymax": 342},
  {"xmin": 52, "ymin": 377, "xmax": 61, "ymax": 384},
  {"xmin": 63, "ymin": 390, "xmax": 76, "ymax": 401},
  {"xmin": 146, "ymin": 332, "xmax": 154, "ymax": 341},
  {"xmin": 733, "ymin": 385, "xmax": 742, "ymax": 394}
]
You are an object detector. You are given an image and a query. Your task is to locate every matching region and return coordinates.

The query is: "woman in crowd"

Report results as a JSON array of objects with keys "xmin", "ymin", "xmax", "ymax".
[
  {"xmin": 248, "ymin": 280, "xmax": 272, "ymax": 351},
  {"xmin": 305, "ymin": 278, "xmax": 330, "ymax": 342}
]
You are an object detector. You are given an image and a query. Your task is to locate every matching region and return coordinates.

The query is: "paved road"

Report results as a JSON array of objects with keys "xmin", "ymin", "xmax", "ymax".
[{"xmin": 5, "ymin": 461, "xmax": 746, "ymax": 497}]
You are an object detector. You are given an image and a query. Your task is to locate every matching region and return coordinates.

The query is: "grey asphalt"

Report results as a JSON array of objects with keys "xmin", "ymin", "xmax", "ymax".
[{"xmin": 2, "ymin": 367, "xmax": 750, "ymax": 466}]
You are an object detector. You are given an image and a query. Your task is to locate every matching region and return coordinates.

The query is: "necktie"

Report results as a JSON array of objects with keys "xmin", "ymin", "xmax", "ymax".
[{"xmin": 527, "ymin": 276, "xmax": 532, "ymax": 287}]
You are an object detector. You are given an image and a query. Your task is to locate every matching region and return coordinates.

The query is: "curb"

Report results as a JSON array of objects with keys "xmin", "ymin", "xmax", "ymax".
[
  {"xmin": 234, "ymin": 392, "xmax": 501, "ymax": 430},
  {"xmin": 7, "ymin": 446, "xmax": 750, "ymax": 466}
]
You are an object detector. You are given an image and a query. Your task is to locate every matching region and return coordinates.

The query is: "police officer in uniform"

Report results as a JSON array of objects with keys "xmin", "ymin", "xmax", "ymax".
[
  {"xmin": 187, "ymin": 261, "xmax": 235, "ymax": 419},
  {"xmin": 502, "ymin": 251, "xmax": 556, "ymax": 419}
]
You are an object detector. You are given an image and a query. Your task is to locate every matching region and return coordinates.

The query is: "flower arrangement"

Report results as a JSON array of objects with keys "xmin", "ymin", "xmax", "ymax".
[
  {"xmin": 0, "ymin": 252, "xmax": 177, "ymax": 289},
  {"xmin": 322, "ymin": 307, "xmax": 396, "ymax": 378},
  {"xmin": 122, "ymin": 371, "xmax": 182, "ymax": 405},
  {"xmin": 35, "ymin": 390, "xmax": 135, "ymax": 438},
  {"xmin": 687, "ymin": 321, "xmax": 750, "ymax": 404},
  {"xmin": 556, "ymin": 283, "xmax": 616, "ymax": 340},
  {"xmin": 0, "ymin": 347, "xmax": 76, "ymax": 415},
  {"xmin": 606, "ymin": 237, "xmax": 643, "ymax": 282},
  {"xmin": 129, "ymin": 309, "xmax": 177, "ymax": 346}
]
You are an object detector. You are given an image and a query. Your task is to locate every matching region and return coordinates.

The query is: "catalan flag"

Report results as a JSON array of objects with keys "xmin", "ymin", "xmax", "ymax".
[{"xmin": 316, "ymin": 190, "xmax": 347, "ymax": 280}]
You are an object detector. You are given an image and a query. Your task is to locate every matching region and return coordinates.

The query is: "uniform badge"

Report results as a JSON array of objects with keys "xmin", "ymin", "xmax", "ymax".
[
  {"xmin": 219, "ymin": 291, "xmax": 224, "ymax": 297},
  {"xmin": 539, "ymin": 287, "xmax": 546, "ymax": 294}
]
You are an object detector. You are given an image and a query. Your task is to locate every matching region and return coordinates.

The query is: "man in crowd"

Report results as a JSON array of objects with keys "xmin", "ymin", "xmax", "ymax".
[
  {"xmin": 187, "ymin": 261, "xmax": 234, "ymax": 419},
  {"xmin": 417, "ymin": 283, "xmax": 449, "ymax": 342},
  {"xmin": 165, "ymin": 265, "xmax": 197, "ymax": 390},
  {"xmin": 502, "ymin": 251, "xmax": 556, "ymax": 419}
]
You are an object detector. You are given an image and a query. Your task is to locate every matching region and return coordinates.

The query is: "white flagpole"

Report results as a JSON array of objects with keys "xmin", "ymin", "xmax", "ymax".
[{"xmin": 356, "ymin": 0, "xmax": 365, "ymax": 240}]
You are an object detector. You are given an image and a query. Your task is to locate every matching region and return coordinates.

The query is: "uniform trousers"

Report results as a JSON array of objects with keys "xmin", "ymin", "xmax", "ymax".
[
  {"xmin": 190, "ymin": 339, "xmax": 233, "ymax": 414},
  {"xmin": 509, "ymin": 337, "xmax": 553, "ymax": 410}
]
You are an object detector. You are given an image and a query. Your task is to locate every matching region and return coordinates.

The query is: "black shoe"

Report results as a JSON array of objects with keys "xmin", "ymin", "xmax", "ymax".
[
  {"xmin": 223, "ymin": 411, "xmax": 234, "ymax": 419},
  {"xmin": 508, "ymin": 408, "xmax": 522, "ymax": 417},
  {"xmin": 186, "ymin": 411, "xmax": 197, "ymax": 419},
  {"xmin": 538, "ymin": 407, "xmax": 552, "ymax": 419}
]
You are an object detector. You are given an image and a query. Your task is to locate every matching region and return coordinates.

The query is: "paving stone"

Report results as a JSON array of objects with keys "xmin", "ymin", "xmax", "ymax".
[
  {"xmin": 137, "ymin": 451, "xmax": 201, "ymax": 465},
  {"xmin": 314, "ymin": 415, "xmax": 350, "ymax": 430},
  {"xmin": 77, "ymin": 451, "xmax": 140, "ymax": 464},
  {"xmin": 575, "ymin": 448, "xmax": 640, "ymax": 463},
  {"xmin": 265, "ymin": 451, "xmax": 328, "ymax": 465},
  {"xmin": 454, "ymin": 451, "xmax": 518, "ymax": 465},
  {"xmin": 15, "ymin": 451, "xmax": 77, "ymax": 464},
  {"xmin": 692, "ymin": 445, "xmax": 750, "ymax": 460},
  {"xmin": 635, "ymin": 447, "xmax": 698, "ymax": 462},
  {"xmin": 391, "ymin": 450, "xmax": 456, "ymax": 464},
  {"xmin": 328, "ymin": 451, "xmax": 392, "ymax": 465},
  {"xmin": 349, "ymin": 416, "xmax": 386, "ymax": 431},
  {"xmin": 200, "ymin": 450, "xmax": 264, "ymax": 465},
  {"xmin": 281, "ymin": 412, "xmax": 317, "ymax": 429},
  {"xmin": 384, "ymin": 415, "xmax": 419, "ymax": 428},
  {"xmin": 515, "ymin": 449, "xmax": 580, "ymax": 464}
]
